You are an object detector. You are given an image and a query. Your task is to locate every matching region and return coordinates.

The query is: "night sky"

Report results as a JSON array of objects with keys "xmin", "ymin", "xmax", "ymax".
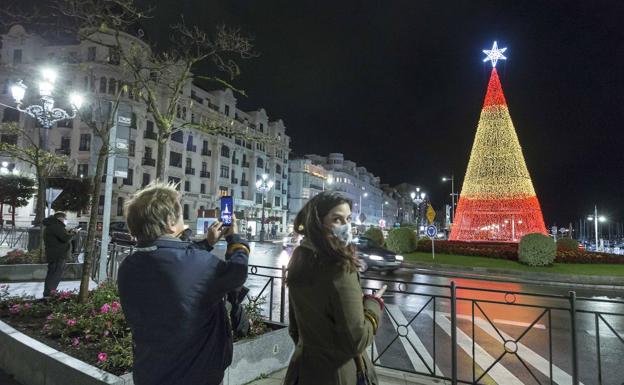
[{"xmin": 50, "ymin": 1, "xmax": 624, "ymax": 225}]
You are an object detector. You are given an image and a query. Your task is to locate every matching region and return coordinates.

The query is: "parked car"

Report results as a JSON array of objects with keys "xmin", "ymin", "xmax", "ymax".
[
  {"xmin": 110, "ymin": 222, "xmax": 136, "ymax": 246},
  {"xmin": 353, "ymin": 236, "xmax": 403, "ymax": 273},
  {"xmin": 282, "ymin": 232, "xmax": 302, "ymax": 249}
]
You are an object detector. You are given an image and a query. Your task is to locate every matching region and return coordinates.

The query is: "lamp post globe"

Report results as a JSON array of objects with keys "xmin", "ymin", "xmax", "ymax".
[{"xmin": 256, "ymin": 174, "xmax": 274, "ymax": 242}]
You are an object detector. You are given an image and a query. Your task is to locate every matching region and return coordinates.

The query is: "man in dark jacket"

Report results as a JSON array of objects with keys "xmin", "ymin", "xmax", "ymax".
[
  {"xmin": 43, "ymin": 212, "xmax": 75, "ymax": 297},
  {"xmin": 118, "ymin": 182, "xmax": 249, "ymax": 385}
]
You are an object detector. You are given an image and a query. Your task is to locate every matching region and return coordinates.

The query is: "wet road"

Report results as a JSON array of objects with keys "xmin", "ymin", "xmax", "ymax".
[{"xmin": 230, "ymin": 241, "xmax": 624, "ymax": 385}]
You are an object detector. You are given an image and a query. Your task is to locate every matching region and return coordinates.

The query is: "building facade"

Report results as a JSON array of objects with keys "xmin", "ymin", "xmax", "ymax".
[
  {"xmin": 288, "ymin": 153, "xmax": 400, "ymax": 228},
  {"xmin": 0, "ymin": 25, "xmax": 290, "ymax": 234}
]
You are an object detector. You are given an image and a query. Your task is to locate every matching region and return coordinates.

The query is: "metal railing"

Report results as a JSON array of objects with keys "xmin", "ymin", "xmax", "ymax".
[{"xmin": 0, "ymin": 227, "xmax": 29, "ymax": 250}]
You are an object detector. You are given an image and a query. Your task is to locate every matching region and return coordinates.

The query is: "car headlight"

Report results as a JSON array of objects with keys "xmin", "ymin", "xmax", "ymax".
[
  {"xmin": 369, "ymin": 255, "xmax": 383, "ymax": 261},
  {"xmin": 395, "ymin": 255, "xmax": 404, "ymax": 261}
]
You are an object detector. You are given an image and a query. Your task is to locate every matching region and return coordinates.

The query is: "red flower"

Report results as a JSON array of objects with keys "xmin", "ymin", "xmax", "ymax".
[{"xmin": 98, "ymin": 352, "xmax": 108, "ymax": 362}]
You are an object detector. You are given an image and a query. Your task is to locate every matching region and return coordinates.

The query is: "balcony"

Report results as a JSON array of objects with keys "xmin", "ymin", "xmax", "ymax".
[
  {"xmin": 200, "ymin": 171, "xmax": 211, "ymax": 178},
  {"xmin": 241, "ymin": 180, "xmax": 249, "ymax": 187},
  {"xmin": 208, "ymin": 102, "xmax": 219, "ymax": 111},
  {"xmin": 231, "ymin": 178, "xmax": 239, "ymax": 184},
  {"xmin": 142, "ymin": 158, "xmax": 156, "ymax": 167},
  {"xmin": 242, "ymin": 162, "xmax": 250, "ymax": 168},
  {"xmin": 201, "ymin": 149, "xmax": 212, "ymax": 156},
  {"xmin": 144, "ymin": 131, "xmax": 157, "ymax": 140},
  {"xmin": 185, "ymin": 167, "xmax": 195, "ymax": 175},
  {"xmin": 56, "ymin": 148, "xmax": 70, "ymax": 156},
  {"xmin": 232, "ymin": 158, "xmax": 240, "ymax": 165},
  {"xmin": 169, "ymin": 162, "xmax": 182, "ymax": 168},
  {"xmin": 282, "ymin": 189, "xmax": 287, "ymax": 195},
  {"xmin": 187, "ymin": 145, "xmax": 197, "ymax": 152}
]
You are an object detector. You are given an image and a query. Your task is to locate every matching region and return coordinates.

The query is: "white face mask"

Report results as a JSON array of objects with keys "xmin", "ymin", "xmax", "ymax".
[{"xmin": 332, "ymin": 222, "xmax": 353, "ymax": 246}]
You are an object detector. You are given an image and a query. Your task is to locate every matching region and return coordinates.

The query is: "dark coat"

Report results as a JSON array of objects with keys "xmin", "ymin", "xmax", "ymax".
[
  {"xmin": 42, "ymin": 216, "xmax": 73, "ymax": 262},
  {"xmin": 117, "ymin": 234, "xmax": 249, "ymax": 385},
  {"xmin": 284, "ymin": 241, "xmax": 383, "ymax": 385}
]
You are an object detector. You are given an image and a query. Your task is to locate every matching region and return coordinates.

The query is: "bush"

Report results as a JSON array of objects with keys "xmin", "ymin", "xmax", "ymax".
[
  {"xmin": 363, "ymin": 227, "xmax": 384, "ymax": 246},
  {"xmin": 0, "ymin": 248, "xmax": 41, "ymax": 265},
  {"xmin": 416, "ymin": 240, "xmax": 519, "ymax": 260},
  {"xmin": 556, "ymin": 249, "xmax": 624, "ymax": 264},
  {"xmin": 518, "ymin": 233, "xmax": 556, "ymax": 266},
  {"xmin": 386, "ymin": 228, "xmax": 418, "ymax": 254},
  {"xmin": 557, "ymin": 238, "xmax": 579, "ymax": 251}
]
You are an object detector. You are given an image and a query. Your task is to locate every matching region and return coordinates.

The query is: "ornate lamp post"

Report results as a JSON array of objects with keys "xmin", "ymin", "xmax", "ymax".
[
  {"xmin": 255, "ymin": 173, "xmax": 274, "ymax": 242},
  {"xmin": 410, "ymin": 189, "xmax": 426, "ymax": 229},
  {"xmin": 11, "ymin": 68, "xmax": 84, "ymax": 151}
]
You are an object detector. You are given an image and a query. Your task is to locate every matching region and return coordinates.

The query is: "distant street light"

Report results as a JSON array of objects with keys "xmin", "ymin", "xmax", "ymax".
[
  {"xmin": 255, "ymin": 174, "xmax": 274, "ymax": 242},
  {"xmin": 587, "ymin": 205, "xmax": 607, "ymax": 251},
  {"xmin": 442, "ymin": 175, "xmax": 457, "ymax": 225}
]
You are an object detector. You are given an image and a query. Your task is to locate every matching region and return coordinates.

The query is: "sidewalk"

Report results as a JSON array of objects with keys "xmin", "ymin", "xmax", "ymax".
[{"xmin": 245, "ymin": 367, "xmax": 446, "ymax": 385}]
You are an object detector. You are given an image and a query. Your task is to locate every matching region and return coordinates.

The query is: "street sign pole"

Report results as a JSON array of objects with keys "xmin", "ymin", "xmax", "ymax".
[{"xmin": 426, "ymin": 225, "xmax": 437, "ymax": 260}]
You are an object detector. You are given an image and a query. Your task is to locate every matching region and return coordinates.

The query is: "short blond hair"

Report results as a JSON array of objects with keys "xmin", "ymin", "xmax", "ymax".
[{"xmin": 124, "ymin": 181, "xmax": 181, "ymax": 243}]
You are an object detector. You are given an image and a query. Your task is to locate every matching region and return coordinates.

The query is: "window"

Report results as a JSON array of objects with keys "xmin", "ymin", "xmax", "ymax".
[
  {"xmin": 142, "ymin": 173, "xmax": 150, "ymax": 187},
  {"xmin": 168, "ymin": 176, "xmax": 181, "ymax": 190},
  {"xmin": 79, "ymin": 134, "xmax": 91, "ymax": 151},
  {"xmin": 275, "ymin": 180, "xmax": 281, "ymax": 190},
  {"xmin": 219, "ymin": 186, "xmax": 229, "ymax": 197},
  {"xmin": 259, "ymin": 123, "xmax": 264, "ymax": 132},
  {"xmin": 77, "ymin": 164, "xmax": 89, "ymax": 177},
  {"xmin": 183, "ymin": 204, "xmax": 189, "ymax": 220},
  {"xmin": 13, "ymin": 49, "xmax": 22, "ymax": 65},
  {"xmin": 145, "ymin": 146, "xmax": 152, "ymax": 159},
  {"xmin": 146, "ymin": 120, "xmax": 154, "ymax": 133},
  {"xmin": 108, "ymin": 78, "xmax": 116, "ymax": 94},
  {"xmin": 130, "ymin": 113, "xmax": 137, "ymax": 129},
  {"xmin": 60, "ymin": 137, "xmax": 70, "ymax": 151},
  {"xmin": 171, "ymin": 130, "xmax": 183, "ymax": 143},
  {"xmin": 202, "ymin": 140, "xmax": 209, "ymax": 154},
  {"xmin": 0, "ymin": 134, "xmax": 17, "ymax": 145},
  {"xmin": 123, "ymin": 169, "xmax": 134, "ymax": 185},
  {"xmin": 200, "ymin": 183, "xmax": 206, "ymax": 194},
  {"xmin": 184, "ymin": 181, "xmax": 190, "ymax": 192},
  {"xmin": 220, "ymin": 165, "xmax": 229, "ymax": 178},
  {"xmin": 117, "ymin": 197, "xmax": 124, "ymax": 216},
  {"xmin": 99, "ymin": 77, "xmax": 107, "ymax": 93},
  {"xmin": 221, "ymin": 145, "xmax": 230, "ymax": 158},
  {"xmin": 276, "ymin": 164, "xmax": 282, "ymax": 174},
  {"xmin": 201, "ymin": 162, "xmax": 207, "ymax": 172},
  {"xmin": 255, "ymin": 193, "xmax": 263, "ymax": 205},
  {"xmin": 257, "ymin": 158, "xmax": 264, "ymax": 169},
  {"xmin": 2, "ymin": 108, "xmax": 20, "ymax": 122},
  {"xmin": 275, "ymin": 196, "xmax": 281, "ymax": 207},
  {"xmin": 169, "ymin": 151, "xmax": 182, "ymax": 167},
  {"xmin": 108, "ymin": 47, "xmax": 120, "ymax": 64},
  {"xmin": 224, "ymin": 105, "xmax": 230, "ymax": 116},
  {"xmin": 128, "ymin": 140, "xmax": 135, "ymax": 157},
  {"xmin": 241, "ymin": 191, "xmax": 245, "ymax": 200},
  {"xmin": 87, "ymin": 46, "xmax": 96, "ymax": 61}
]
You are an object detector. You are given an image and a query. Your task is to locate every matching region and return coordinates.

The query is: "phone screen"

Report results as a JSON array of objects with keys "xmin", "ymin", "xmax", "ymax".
[{"xmin": 220, "ymin": 196, "xmax": 234, "ymax": 226}]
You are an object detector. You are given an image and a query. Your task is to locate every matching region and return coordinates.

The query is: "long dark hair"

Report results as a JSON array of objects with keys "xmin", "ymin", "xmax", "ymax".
[{"xmin": 287, "ymin": 192, "xmax": 358, "ymax": 285}]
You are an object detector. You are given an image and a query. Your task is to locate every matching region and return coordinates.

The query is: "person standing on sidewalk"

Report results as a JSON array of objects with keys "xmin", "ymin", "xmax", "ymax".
[
  {"xmin": 284, "ymin": 192, "xmax": 386, "ymax": 385},
  {"xmin": 42, "ymin": 212, "xmax": 75, "ymax": 297},
  {"xmin": 118, "ymin": 182, "xmax": 250, "ymax": 385}
]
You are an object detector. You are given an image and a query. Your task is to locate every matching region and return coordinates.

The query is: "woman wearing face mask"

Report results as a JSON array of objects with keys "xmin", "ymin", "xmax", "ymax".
[{"xmin": 284, "ymin": 192, "xmax": 386, "ymax": 385}]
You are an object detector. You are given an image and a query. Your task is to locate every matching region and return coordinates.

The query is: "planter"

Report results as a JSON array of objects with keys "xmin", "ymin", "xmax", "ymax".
[
  {"xmin": 0, "ymin": 319, "xmax": 293, "ymax": 385},
  {"xmin": 0, "ymin": 263, "xmax": 83, "ymax": 282}
]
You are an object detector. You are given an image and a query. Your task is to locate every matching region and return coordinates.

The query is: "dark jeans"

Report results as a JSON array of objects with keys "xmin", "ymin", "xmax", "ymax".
[{"xmin": 43, "ymin": 259, "xmax": 66, "ymax": 297}]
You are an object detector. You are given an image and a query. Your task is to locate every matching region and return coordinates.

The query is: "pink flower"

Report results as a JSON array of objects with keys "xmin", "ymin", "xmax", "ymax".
[
  {"xmin": 23, "ymin": 303, "xmax": 32, "ymax": 310},
  {"xmin": 50, "ymin": 289, "xmax": 57, "ymax": 296},
  {"xmin": 67, "ymin": 319, "xmax": 76, "ymax": 326},
  {"xmin": 9, "ymin": 304, "xmax": 20, "ymax": 314},
  {"xmin": 100, "ymin": 303, "xmax": 111, "ymax": 314},
  {"xmin": 98, "ymin": 352, "xmax": 107, "ymax": 362},
  {"xmin": 111, "ymin": 301, "xmax": 121, "ymax": 313},
  {"xmin": 103, "ymin": 330, "xmax": 110, "ymax": 337},
  {"xmin": 71, "ymin": 337, "xmax": 80, "ymax": 347},
  {"xmin": 46, "ymin": 314, "xmax": 54, "ymax": 320},
  {"xmin": 42, "ymin": 324, "xmax": 50, "ymax": 331}
]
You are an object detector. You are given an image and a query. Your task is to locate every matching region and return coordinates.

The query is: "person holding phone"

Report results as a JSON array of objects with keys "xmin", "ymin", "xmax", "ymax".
[
  {"xmin": 42, "ymin": 212, "xmax": 77, "ymax": 297},
  {"xmin": 118, "ymin": 181, "xmax": 250, "ymax": 385},
  {"xmin": 284, "ymin": 191, "xmax": 386, "ymax": 385}
]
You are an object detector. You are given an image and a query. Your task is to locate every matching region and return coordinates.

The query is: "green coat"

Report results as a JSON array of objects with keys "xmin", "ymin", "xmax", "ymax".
[{"xmin": 284, "ymin": 251, "xmax": 382, "ymax": 385}]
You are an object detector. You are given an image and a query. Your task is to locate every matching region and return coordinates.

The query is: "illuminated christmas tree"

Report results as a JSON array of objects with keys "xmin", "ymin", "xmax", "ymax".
[{"xmin": 450, "ymin": 42, "xmax": 547, "ymax": 242}]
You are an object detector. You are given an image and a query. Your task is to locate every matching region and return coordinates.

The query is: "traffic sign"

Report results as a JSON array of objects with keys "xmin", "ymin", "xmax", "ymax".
[
  {"xmin": 426, "ymin": 225, "xmax": 437, "ymax": 238},
  {"xmin": 426, "ymin": 204, "xmax": 436, "ymax": 224}
]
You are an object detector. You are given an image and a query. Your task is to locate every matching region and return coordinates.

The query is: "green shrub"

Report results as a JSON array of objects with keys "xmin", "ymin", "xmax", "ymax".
[
  {"xmin": 557, "ymin": 238, "xmax": 579, "ymax": 251},
  {"xmin": 0, "ymin": 249, "xmax": 41, "ymax": 265},
  {"xmin": 364, "ymin": 227, "xmax": 384, "ymax": 246},
  {"xmin": 386, "ymin": 228, "xmax": 418, "ymax": 254},
  {"xmin": 518, "ymin": 233, "xmax": 556, "ymax": 266}
]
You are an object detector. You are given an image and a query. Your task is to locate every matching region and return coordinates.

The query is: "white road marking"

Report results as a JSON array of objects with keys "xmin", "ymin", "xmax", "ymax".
[
  {"xmin": 492, "ymin": 319, "xmax": 546, "ymax": 330},
  {"xmin": 426, "ymin": 311, "xmax": 525, "ymax": 385},
  {"xmin": 385, "ymin": 304, "xmax": 444, "ymax": 376},
  {"xmin": 585, "ymin": 329, "xmax": 624, "ymax": 338}
]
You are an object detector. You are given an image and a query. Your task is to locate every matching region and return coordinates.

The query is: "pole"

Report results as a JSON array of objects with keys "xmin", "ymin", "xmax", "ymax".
[
  {"xmin": 98, "ymin": 106, "xmax": 116, "ymax": 282},
  {"xmin": 450, "ymin": 175, "xmax": 455, "ymax": 224},
  {"xmin": 594, "ymin": 205, "xmax": 599, "ymax": 251},
  {"xmin": 260, "ymin": 195, "xmax": 266, "ymax": 242},
  {"xmin": 432, "ymin": 236, "xmax": 435, "ymax": 260}
]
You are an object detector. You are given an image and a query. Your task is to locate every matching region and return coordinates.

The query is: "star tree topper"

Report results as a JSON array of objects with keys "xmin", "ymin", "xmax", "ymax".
[{"xmin": 483, "ymin": 41, "xmax": 507, "ymax": 67}]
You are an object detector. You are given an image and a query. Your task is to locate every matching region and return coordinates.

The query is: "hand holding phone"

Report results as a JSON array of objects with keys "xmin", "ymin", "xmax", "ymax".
[{"xmin": 220, "ymin": 196, "xmax": 234, "ymax": 227}]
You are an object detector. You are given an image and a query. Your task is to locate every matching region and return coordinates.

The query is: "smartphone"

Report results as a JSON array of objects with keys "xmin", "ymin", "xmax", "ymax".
[{"xmin": 220, "ymin": 196, "xmax": 234, "ymax": 227}]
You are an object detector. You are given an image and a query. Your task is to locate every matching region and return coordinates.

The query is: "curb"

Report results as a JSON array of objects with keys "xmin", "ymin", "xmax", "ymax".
[{"xmin": 401, "ymin": 262, "xmax": 624, "ymax": 291}]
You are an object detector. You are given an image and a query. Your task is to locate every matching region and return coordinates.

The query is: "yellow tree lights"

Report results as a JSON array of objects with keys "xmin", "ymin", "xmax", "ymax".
[{"xmin": 450, "ymin": 42, "xmax": 547, "ymax": 242}]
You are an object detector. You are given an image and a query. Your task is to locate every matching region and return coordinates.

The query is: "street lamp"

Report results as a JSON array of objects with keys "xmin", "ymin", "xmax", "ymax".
[
  {"xmin": 381, "ymin": 201, "xmax": 388, "ymax": 224},
  {"xmin": 442, "ymin": 175, "xmax": 457, "ymax": 225},
  {"xmin": 255, "ymin": 173, "xmax": 274, "ymax": 242},
  {"xmin": 322, "ymin": 174, "xmax": 334, "ymax": 191},
  {"xmin": 410, "ymin": 190, "xmax": 426, "ymax": 228},
  {"xmin": 357, "ymin": 192, "xmax": 368, "ymax": 223},
  {"xmin": 11, "ymin": 68, "xmax": 83, "ymax": 151},
  {"xmin": 587, "ymin": 205, "xmax": 607, "ymax": 251}
]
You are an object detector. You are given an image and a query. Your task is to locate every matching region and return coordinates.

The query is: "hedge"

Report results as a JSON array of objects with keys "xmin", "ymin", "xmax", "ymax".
[
  {"xmin": 518, "ymin": 233, "xmax": 556, "ymax": 266},
  {"xmin": 386, "ymin": 228, "xmax": 418, "ymax": 254},
  {"xmin": 363, "ymin": 227, "xmax": 384, "ymax": 246}
]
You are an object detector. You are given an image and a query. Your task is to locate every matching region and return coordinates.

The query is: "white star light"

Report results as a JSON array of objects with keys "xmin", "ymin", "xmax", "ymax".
[{"xmin": 482, "ymin": 41, "xmax": 507, "ymax": 68}]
